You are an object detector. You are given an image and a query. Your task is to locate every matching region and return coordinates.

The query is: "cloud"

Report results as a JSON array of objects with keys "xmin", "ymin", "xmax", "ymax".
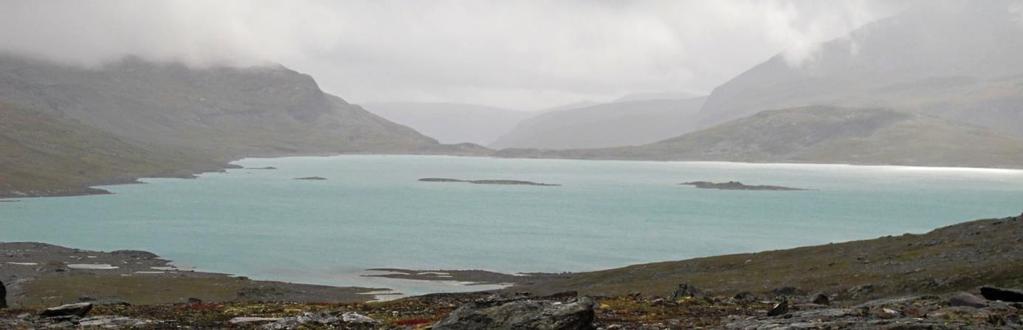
[{"xmin": 0, "ymin": 0, "xmax": 901, "ymax": 109}]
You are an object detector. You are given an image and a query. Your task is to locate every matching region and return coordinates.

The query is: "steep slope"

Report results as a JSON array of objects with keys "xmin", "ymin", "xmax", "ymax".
[
  {"xmin": 490, "ymin": 97, "xmax": 706, "ymax": 149},
  {"xmin": 0, "ymin": 55, "xmax": 439, "ymax": 156},
  {"xmin": 362, "ymin": 102, "xmax": 534, "ymax": 145},
  {"xmin": 0, "ymin": 103, "xmax": 220, "ymax": 197},
  {"xmin": 697, "ymin": 0, "xmax": 1023, "ymax": 136},
  {"xmin": 0, "ymin": 54, "xmax": 480, "ymax": 197},
  {"xmin": 497, "ymin": 106, "xmax": 1023, "ymax": 168}
]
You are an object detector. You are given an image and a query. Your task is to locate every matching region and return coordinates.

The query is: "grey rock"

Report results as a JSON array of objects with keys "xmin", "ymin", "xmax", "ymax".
[
  {"xmin": 40, "ymin": 302, "xmax": 93, "ymax": 318},
  {"xmin": 434, "ymin": 297, "xmax": 595, "ymax": 330},
  {"xmin": 671, "ymin": 283, "xmax": 703, "ymax": 300},
  {"xmin": 767, "ymin": 300, "xmax": 789, "ymax": 317},
  {"xmin": 980, "ymin": 287, "xmax": 1023, "ymax": 302},
  {"xmin": 949, "ymin": 292, "xmax": 987, "ymax": 308},
  {"xmin": 341, "ymin": 312, "xmax": 377, "ymax": 324},
  {"xmin": 79, "ymin": 316, "xmax": 156, "ymax": 328}
]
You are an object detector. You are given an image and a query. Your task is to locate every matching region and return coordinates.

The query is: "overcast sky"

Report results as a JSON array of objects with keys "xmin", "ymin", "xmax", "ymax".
[{"xmin": 0, "ymin": 0, "xmax": 910, "ymax": 110}]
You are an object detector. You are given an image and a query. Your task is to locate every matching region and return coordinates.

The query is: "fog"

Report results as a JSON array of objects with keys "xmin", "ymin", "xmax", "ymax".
[{"xmin": 0, "ymin": 0, "xmax": 909, "ymax": 109}]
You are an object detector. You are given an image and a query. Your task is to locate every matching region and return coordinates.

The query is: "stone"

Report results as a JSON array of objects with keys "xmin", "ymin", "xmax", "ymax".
[
  {"xmin": 733, "ymin": 291, "xmax": 756, "ymax": 302},
  {"xmin": 981, "ymin": 287, "xmax": 1023, "ymax": 302},
  {"xmin": 948, "ymin": 292, "xmax": 987, "ymax": 308},
  {"xmin": 40, "ymin": 302, "xmax": 93, "ymax": 318},
  {"xmin": 434, "ymin": 297, "xmax": 595, "ymax": 330},
  {"xmin": 767, "ymin": 300, "xmax": 789, "ymax": 317},
  {"xmin": 0, "ymin": 280, "xmax": 6, "ymax": 309},
  {"xmin": 671, "ymin": 283, "xmax": 703, "ymax": 300},
  {"xmin": 812, "ymin": 293, "xmax": 830, "ymax": 305},
  {"xmin": 342, "ymin": 312, "xmax": 377, "ymax": 324},
  {"xmin": 79, "ymin": 316, "xmax": 156, "ymax": 328}
]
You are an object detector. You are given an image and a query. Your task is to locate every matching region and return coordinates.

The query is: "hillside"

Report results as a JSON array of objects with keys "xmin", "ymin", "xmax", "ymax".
[
  {"xmin": 696, "ymin": 0, "xmax": 1023, "ymax": 136},
  {"xmin": 514, "ymin": 213, "xmax": 1023, "ymax": 304},
  {"xmin": 362, "ymin": 102, "xmax": 534, "ymax": 145},
  {"xmin": 0, "ymin": 103, "xmax": 224, "ymax": 197},
  {"xmin": 496, "ymin": 106, "xmax": 1023, "ymax": 168},
  {"xmin": 490, "ymin": 97, "xmax": 706, "ymax": 149},
  {"xmin": 0, "ymin": 54, "xmax": 481, "ymax": 197}
]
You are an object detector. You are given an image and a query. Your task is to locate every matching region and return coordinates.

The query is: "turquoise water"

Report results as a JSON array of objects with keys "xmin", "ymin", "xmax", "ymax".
[{"xmin": 2, "ymin": 155, "xmax": 1023, "ymax": 295}]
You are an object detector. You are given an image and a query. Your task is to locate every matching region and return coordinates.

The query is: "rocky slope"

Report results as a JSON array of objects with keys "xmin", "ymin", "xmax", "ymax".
[
  {"xmin": 497, "ymin": 106, "xmax": 1023, "ymax": 168},
  {"xmin": 0, "ymin": 54, "xmax": 484, "ymax": 197},
  {"xmin": 696, "ymin": 0, "xmax": 1023, "ymax": 136},
  {"xmin": 362, "ymin": 102, "xmax": 535, "ymax": 145},
  {"xmin": 491, "ymin": 97, "xmax": 706, "ymax": 150}
]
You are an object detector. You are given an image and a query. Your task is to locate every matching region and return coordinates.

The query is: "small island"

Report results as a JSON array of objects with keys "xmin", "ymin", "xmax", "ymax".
[
  {"xmin": 419, "ymin": 178, "xmax": 560, "ymax": 186},
  {"xmin": 247, "ymin": 166, "xmax": 277, "ymax": 170},
  {"xmin": 681, "ymin": 181, "xmax": 805, "ymax": 191},
  {"xmin": 294, "ymin": 176, "xmax": 328, "ymax": 181}
]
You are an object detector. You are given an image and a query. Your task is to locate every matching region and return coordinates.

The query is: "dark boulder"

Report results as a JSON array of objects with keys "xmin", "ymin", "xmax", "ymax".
[
  {"xmin": 767, "ymin": 300, "xmax": 789, "ymax": 317},
  {"xmin": 812, "ymin": 293, "xmax": 831, "ymax": 306},
  {"xmin": 434, "ymin": 297, "xmax": 595, "ymax": 330},
  {"xmin": 40, "ymin": 302, "xmax": 93, "ymax": 318},
  {"xmin": 948, "ymin": 292, "xmax": 987, "ymax": 308},
  {"xmin": 671, "ymin": 283, "xmax": 703, "ymax": 300},
  {"xmin": 0, "ymin": 280, "xmax": 6, "ymax": 309},
  {"xmin": 980, "ymin": 287, "xmax": 1023, "ymax": 302}
]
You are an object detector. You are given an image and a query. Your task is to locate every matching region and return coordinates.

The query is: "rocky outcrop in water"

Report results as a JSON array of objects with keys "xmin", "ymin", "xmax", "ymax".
[
  {"xmin": 419, "ymin": 178, "xmax": 560, "ymax": 186},
  {"xmin": 433, "ymin": 296, "xmax": 595, "ymax": 330},
  {"xmin": 681, "ymin": 181, "xmax": 805, "ymax": 191}
]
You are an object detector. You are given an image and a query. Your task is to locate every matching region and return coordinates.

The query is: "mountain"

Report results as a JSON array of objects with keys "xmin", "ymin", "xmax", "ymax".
[
  {"xmin": 0, "ymin": 54, "xmax": 477, "ymax": 197},
  {"xmin": 0, "ymin": 103, "xmax": 224, "ymax": 197},
  {"xmin": 490, "ymin": 97, "xmax": 707, "ymax": 150},
  {"xmin": 362, "ymin": 102, "xmax": 534, "ymax": 145},
  {"xmin": 613, "ymin": 91, "xmax": 703, "ymax": 103},
  {"xmin": 697, "ymin": 0, "xmax": 1023, "ymax": 136},
  {"xmin": 496, "ymin": 106, "xmax": 1023, "ymax": 168}
]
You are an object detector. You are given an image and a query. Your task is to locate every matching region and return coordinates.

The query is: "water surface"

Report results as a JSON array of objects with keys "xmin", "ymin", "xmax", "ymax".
[{"xmin": 3, "ymin": 155, "xmax": 1022, "ymax": 295}]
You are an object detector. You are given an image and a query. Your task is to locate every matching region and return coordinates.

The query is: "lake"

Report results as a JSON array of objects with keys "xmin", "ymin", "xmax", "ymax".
[{"xmin": 3, "ymin": 155, "xmax": 1022, "ymax": 296}]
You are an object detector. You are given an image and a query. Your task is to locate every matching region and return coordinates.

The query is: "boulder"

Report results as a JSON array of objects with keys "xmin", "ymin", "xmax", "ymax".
[
  {"xmin": 341, "ymin": 312, "xmax": 378, "ymax": 324},
  {"xmin": 767, "ymin": 300, "xmax": 789, "ymax": 317},
  {"xmin": 434, "ymin": 297, "xmax": 595, "ymax": 330},
  {"xmin": 949, "ymin": 292, "xmax": 987, "ymax": 308},
  {"xmin": 40, "ymin": 302, "xmax": 93, "ymax": 318},
  {"xmin": 981, "ymin": 287, "xmax": 1023, "ymax": 302},
  {"xmin": 812, "ymin": 293, "xmax": 831, "ymax": 306},
  {"xmin": 671, "ymin": 283, "xmax": 703, "ymax": 300},
  {"xmin": 0, "ymin": 280, "xmax": 6, "ymax": 309}
]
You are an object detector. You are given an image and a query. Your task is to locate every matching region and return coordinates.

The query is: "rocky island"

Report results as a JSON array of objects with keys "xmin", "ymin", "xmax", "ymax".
[
  {"xmin": 681, "ymin": 181, "xmax": 805, "ymax": 191},
  {"xmin": 294, "ymin": 176, "xmax": 328, "ymax": 181},
  {"xmin": 419, "ymin": 178, "xmax": 560, "ymax": 186}
]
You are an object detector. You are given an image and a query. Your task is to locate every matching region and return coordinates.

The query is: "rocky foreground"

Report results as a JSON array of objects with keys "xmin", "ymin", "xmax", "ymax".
[{"xmin": 1, "ymin": 213, "xmax": 1022, "ymax": 328}]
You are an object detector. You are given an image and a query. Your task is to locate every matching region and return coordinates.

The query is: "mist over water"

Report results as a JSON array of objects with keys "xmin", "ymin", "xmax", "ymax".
[{"xmin": 2, "ymin": 155, "xmax": 1021, "ymax": 295}]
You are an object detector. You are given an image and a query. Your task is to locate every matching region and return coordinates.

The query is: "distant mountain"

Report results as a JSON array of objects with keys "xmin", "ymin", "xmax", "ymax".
[
  {"xmin": 362, "ymin": 102, "xmax": 534, "ymax": 145},
  {"xmin": 490, "ymin": 97, "xmax": 706, "ymax": 150},
  {"xmin": 497, "ymin": 106, "xmax": 1023, "ymax": 168},
  {"xmin": 0, "ymin": 54, "xmax": 480, "ymax": 196},
  {"xmin": 697, "ymin": 0, "xmax": 1023, "ymax": 137},
  {"xmin": 613, "ymin": 91, "xmax": 703, "ymax": 103}
]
